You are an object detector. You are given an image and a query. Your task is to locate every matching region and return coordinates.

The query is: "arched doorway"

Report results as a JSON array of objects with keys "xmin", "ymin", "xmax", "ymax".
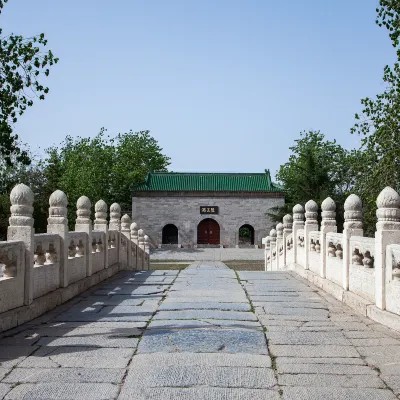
[
  {"xmin": 162, "ymin": 224, "xmax": 178, "ymax": 244},
  {"xmin": 239, "ymin": 224, "xmax": 255, "ymax": 246},
  {"xmin": 197, "ymin": 219, "xmax": 220, "ymax": 245}
]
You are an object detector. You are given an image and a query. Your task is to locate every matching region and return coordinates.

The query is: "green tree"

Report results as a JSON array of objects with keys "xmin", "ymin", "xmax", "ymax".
[
  {"xmin": 44, "ymin": 129, "xmax": 170, "ymax": 228},
  {"xmin": 271, "ymin": 131, "xmax": 354, "ymax": 231},
  {"xmin": 350, "ymin": 1, "xmax": 400, "ymax": 235},
  {"xmin": 0, "ymin": 0, "xmax": 59, "ymax": 165}
]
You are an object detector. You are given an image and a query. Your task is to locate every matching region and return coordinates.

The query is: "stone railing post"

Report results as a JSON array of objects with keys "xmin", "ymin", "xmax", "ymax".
[
  {"xmin": 269, "ymin": 229, "xmax": 277, "ymax": 271},
  {"xmin": 94, "ymin": 200, "xmax": 108, "ymax": 268},
  {"xmin": 138, "ymin": 229, "xmax": 145, "ymax": 270},
  {"xmin": 47, "ymin": 190, "xmax": 69, "ymax": 288},
  {"xmin": 8, "ymin": 184, "xmax": 35, "ymax": 305},
  {"xmin": 144, "ymin": 234, "xmax": 150, "ymax": 269},
  {"xmin": 292, "ymin": 204, "xmax": 305, "ymax": 265},
  {"xmin": 375, "ymin": 187, "xmax": 400, "ymax": 310},
  {"xmin": 275, "ymin": 223, "xmax": 283, "ymax": 270},
  {"xmin": 283, "ymin": 214, "xmax": 293, "ymax": 266},
  {"xmin": 264, "ymin": 236, "xmax": 270, "ymax": 271},
  {"xmin": 109, "ymin": 203, "xmax": 121, "ymax": 265},
  {"xmin": 304, "ymin": 200, "xmax": 319, "ymax": 270},
  {"xmin": 320, "ymin": 197, "xmax": 337, "ymax": 278},
  {"xmin": 75, "ymin": 196, "xmax": 93, "ymax": 277},
  {"xmin": 343, "ymin": 194, "xmax": 363, "ymax": 290},
  {"xmin": 130, "ymin": 222, "xmax": 138, "ymax": 270},
  {"xmin": 120, "ymin": 214, "xmax": 131, "ymax": 270},
  {"xmin": 109, "ymin": 203, "xmax": 121, "ymax": 231}
]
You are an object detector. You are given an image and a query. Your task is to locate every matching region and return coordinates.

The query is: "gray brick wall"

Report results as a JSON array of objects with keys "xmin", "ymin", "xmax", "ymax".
[{"xmin": 132, "ymin": 195, "xmax": 284, "ymax": 247}]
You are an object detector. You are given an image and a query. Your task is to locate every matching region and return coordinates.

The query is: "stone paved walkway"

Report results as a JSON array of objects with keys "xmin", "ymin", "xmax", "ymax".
[{"xmin": 1, "ymin": 262, "xmax": 400, "ymax": 399}]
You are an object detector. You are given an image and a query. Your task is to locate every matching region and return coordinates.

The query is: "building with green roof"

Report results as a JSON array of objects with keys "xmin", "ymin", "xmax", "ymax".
[{"xmin": 132, "ymin": 170, "xmax": 284, "ymax": 248}]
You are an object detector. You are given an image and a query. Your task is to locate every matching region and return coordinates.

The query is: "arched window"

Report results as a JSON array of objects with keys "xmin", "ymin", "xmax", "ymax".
[
  {"xmin": 239, "ymin": 224, "xmax": 255, "ymax": 246},
  {"xmin": 162, "ymin": 224, "xmax": 178, "ymax": 244},
  {"xmin": 197, "ymin": 218, "xmax": 220, "ymax": 245}
]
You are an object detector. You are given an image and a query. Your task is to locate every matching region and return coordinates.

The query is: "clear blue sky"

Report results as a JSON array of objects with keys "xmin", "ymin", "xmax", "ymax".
[{"xmin": 1, "ymin": 0, "xmax": 394, "ymax": 177}]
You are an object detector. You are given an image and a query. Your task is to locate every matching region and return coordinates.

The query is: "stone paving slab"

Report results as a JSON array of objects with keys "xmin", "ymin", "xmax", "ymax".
[
  {"xmin": 266, "ymin": 331, "xmax": 351, "ymax": 345},
  {"xmin": 279, "ymin": 373, "xmax": 385, "ymax": 388},
  {"xmin": 276, "ymin": 363, "xmax": 377, "ymax": 375},
  {"xmin": 129, "ymin": 353, "xmax": 272, "ymax": 367},
  {"xmin": 138, "ymin": 328, "xmax": 268, "ymax": 354},
  {"xmin": 147, "ymin": 319, "xmax": 262, "ymax": 330},
  {"xmin": 4, "ymin": 382, "xmax": 120, "ymax": 399},
  {"xmin": 36, "ymin": 335, "xmax": 139, "ymax": 348},
  {"xmin": 119, "ymin": 387, "xmax": 280, "ymax": 400},
  {"xmin": 0, "ymin": 384, "xmax": 11, "ymax": 399},
  {"xmin": 159, "ymin": 302, "xmax": 251, "ymax": 311},
  {"xmin": 124, "ymin": 364, "xmax": 276, "ymax": 389},
  {"xmin": 3, "ymin": 367, "xmax": 125, "ymax": 383},
  {"xmin": 18, "ymin": 347, "xmax": 134, "ymax": 369},
  {"xmin": 282, "ymin": 387, "xmax": 397, "ymax": 400},
  {"xmin": 152, "ymin": 310, "xmax": 257, "ymax": 321}
]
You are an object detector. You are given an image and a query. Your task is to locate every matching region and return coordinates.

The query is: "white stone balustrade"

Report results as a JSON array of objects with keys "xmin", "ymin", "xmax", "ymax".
[
  {"xmin": 263, "ymin": 187, "xmax": 400, "ymax": 333},
  {"xmin": 0, "ymin": 183, "xmax": 150, "ymax": 333}
]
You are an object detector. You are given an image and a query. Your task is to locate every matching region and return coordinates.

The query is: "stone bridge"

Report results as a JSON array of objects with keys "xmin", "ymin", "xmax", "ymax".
[{"xmin": 2, "ymin": 184, "xmax": 400, "ymax": 398}]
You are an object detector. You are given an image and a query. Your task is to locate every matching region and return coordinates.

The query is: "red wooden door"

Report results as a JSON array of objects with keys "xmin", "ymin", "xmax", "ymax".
[{"xmin": 197, "ymin": 219, "xmax": 220, "ymax": 245}]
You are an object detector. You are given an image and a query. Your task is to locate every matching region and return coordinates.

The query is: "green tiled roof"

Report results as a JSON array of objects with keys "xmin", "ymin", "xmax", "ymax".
[{"xmin": 133, "ymin": 170, "xmax": 283, "ymax": 192}]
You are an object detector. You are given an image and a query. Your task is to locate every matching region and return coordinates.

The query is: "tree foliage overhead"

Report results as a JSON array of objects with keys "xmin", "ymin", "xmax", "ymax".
[{"xmin": 0, "ymin": 0, "xmax": 58, "ymax": 165}]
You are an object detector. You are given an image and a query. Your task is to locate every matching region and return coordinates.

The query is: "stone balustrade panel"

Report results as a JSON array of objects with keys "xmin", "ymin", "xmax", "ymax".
[
  {"xmin": 107, "ymin": 230, "xmax": 118, "ymax": 267},
  {"xmin": 67, "ymin": 231, "xmax": 87, "ymax": 284},
  {"xmin": 33, "ymin": 233, "xmax": 61, "ymax": 298},
  {"xmin": 349, "ymin": 236, "xmax": 376, "ymax": 303},
  {"xmin": 296, "ymin": 229, "xmax": 305, "ymax": 268},
  {"xmin": 308, "ymin": 231, "xmax": 321, "ymax": 274},
  {"xmin": 91, "ymin": 230, "xmax": 106, "ymax": 274},
  {"xmin": 325, "ymin": 232, "xmax": 343, "ymax": 286},
  {"xmin": 0, "ymin": 241, "xmax": 25, "ymax": 313}
]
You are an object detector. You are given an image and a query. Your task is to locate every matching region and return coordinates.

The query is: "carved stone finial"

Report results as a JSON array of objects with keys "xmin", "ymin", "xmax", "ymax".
[
  {"xmin": 276, "ymin": 223, "xmax": 284, "ymax": 238},
  {"xmin": 138, "ymin": 229, "xmax": 145, "ymax": 246},
  {"xmin": 76, "ymin": 196, "xmax": 91, "ymax": 225},
  {"xmin": 305, "ymin": 200, "xmax": 318, "ymax": 225},
  {"xmin": 321, "ymin": 197, "xmax": 336, "ymax": 227},
  {"xmin": 293, "ymin": 204, "xmax": 304, "ymax": 225},
  {"xmin": 144, "ymin": 234, "xmax": 149, "ymax": 244},
  {"xmin": 269, "ymin": 229, "xmax": 277, "ymax": 244},
  {"xmin": 130, "ymin": 221, "xmax": 138, "ymax": 240},
  {"xmin": 9, "ymin": 183, "xmax": 34, "ymax": 227},
  {"xmin": 121, "ymin": 214, "xmax": 131, "ymax": 231},
  {"xmin": 344, "ymin": 194, "xmax": 362, "ymax": 230},
  {"xmin": 109, "ymin": 203, "xmax": 121, "ymax": 230},
  {"xmin": 265, "ymin": 236, "xmax": 271, "ymax": 249},
  {"xmin": 94, "ymin": 200, "xmax": 108, "ymax": 226},
  {"xmin": 283, "ymin": 214, "xmax": 293, "ymax": 233},
  {"xmin": 48, "ymin": 190, "xmax": 68, "ymax": 225},
  {"xmin": 376, "ymin": 187, "xmax": 400, "ymax": 230},
  {"xmin": 49, "ymin": 190, "xmax": 68, "ymax": 208}
]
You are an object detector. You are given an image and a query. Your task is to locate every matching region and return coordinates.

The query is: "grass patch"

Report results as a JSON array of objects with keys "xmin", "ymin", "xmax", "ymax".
[
  {"xmin": 225, "ymin": 260, "xmax": 264, "ymax": 271},
  {"xmin": 149, "ymin": 263, "xmax": 190, "ymax": 270}
]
